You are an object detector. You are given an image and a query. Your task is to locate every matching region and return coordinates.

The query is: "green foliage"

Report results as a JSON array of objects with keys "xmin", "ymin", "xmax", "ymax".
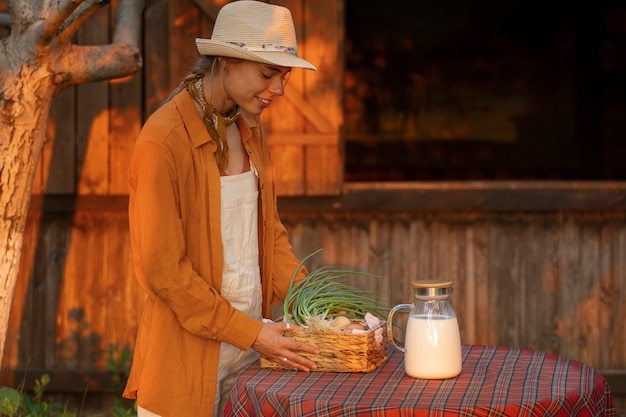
[
  {"xmin": 0, "ymin": 374, "xmax": 75, "ymax": 417},
  {"xmin": 0, "ymin": 387, "xmax": 21, "ymax": 416},
  {"xmin": 105, "ymin": 344, "xmax": 136, "ymax": 417},
  {"xmin": 0, "ymin": 344, "xmax": 136, "ymax": 417}
]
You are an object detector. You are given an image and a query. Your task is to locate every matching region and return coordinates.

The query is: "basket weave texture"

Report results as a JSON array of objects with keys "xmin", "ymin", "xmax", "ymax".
[{"xmin": 260, "ymin": 320, "xmax": 388, "ymax": 372}]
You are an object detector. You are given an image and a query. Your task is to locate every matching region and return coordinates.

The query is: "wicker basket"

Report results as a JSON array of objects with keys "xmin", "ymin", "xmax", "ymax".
[{"xmin": 260, "ymin": 320, "xmax": 388, "ymax": 372}]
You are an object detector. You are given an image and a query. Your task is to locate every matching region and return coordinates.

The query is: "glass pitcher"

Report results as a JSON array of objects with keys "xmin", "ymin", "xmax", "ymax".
[{"xmin": 387, "ymin": 280, "xmax": 462, "ymax": 379}]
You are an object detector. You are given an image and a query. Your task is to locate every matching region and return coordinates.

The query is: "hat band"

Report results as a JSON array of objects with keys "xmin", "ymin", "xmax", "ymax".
[{"xmin": 226, "ymin": 41, "xmax": 298, "ymax": 56}]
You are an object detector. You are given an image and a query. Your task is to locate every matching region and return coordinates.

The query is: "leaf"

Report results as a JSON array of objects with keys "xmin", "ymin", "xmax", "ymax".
[{"xmin": 0, "ymin": 386, "xmax": 21, "ymax": 415}]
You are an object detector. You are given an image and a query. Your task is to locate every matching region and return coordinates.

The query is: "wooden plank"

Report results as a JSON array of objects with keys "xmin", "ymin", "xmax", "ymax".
[
  {"xmin": 554, "ymin": 217, "xmax": 584, "ymax": 362},
  {"xmin": 614, "ymin": 226, "xmax": 626, "ymax": 368},
  {"xmin": 168, "ymin": 0, "xmax": 200, "ymax": 90},
  {"xmin": 109, "ymin": 0, "xmax": 142, "ymax": 194},
  {"xmin": 281, "ymin": 83, "xmax": 335, "ymax": 133},
  {"xmin": 87, "ymin": 212, "xmax": 109, "ymax": 365},
  {"xmin": 12, "ymin": 214, "xmax": 73, "ymax": 368},
  {"xmin": 303, "ymin": 0, "xmax": 342, "ymax": 195},
  {"xmin": 539, "ymin": 218, "xmax": 562, "ymax": 354},
  {"xmin": 144, "ymin": 0, "xmax": 172, "ymax": 115},
  {"xmin": 387, "ymin": 217, "xmax": 410, "ymax": 308},
  {"xmin": 266, "ymin": 133, "xmax": 336, "ymax": 145},
  {"xmin": 600, "ymin": 220, "xmax": 626, "ymax": 367},
  {"xmin": 526, "ymin": 217, "xmax": 559, "ymax": 353},
  {"xmin": 305, "ymin": 145, "xmax": 342, "ymax": 195},
  {"xmin": 24, "ymin": 184, "xmax": 626, "ymax": 214},
  {"xmin": 471, "ymin": 220, "xmax": 494, "ymax": 345},
  {"xmin": 108, "ymin": 74, "xmax": 141, "ymax": 194},
  {"xmin": 189, "ymin": 0, "xmax": 220, "ymax": 20},
  {"xmin": 578, "ymin": 219, "xmax": 602, "ymax": 366},
  {"xmin": 260, "ymin": 0, "xmax": 306, "ymax": 196},
  {"xmin": 199, "ymin": 0, "xmax": 217, "ymax": 38},
  {"xmin": 267, "ymin": 121, "xmax": 304, "ymax": 199},
  {"xmin": 270, "ymin": 144, "xmax": 305, "ymax": 196},
  {"xmin": 461, "ymin": 225, "xmax": 476, "ymax": 344},
  {"xmin": 28, "ymin": 195, "xmax": 128, "ymax": 212},
  {"xmin": 299, "ymin": 0, "xmax": 342, "ymax": 131},
  {"xmin": 265, "ymin": 25, "xmax": 307, "ymax": 200},
  {"xmin": 103, "ymin": 212, "xmax": 141, "ymax": 344},
  {"xmin": 278, "ymin": 181, "xmax": 626, "ymax": 212},
  {"xmin": 76, "ymin": 5, "xmax": 111, "ymax": 195},
  {"xmin": 600, "ymin": 370, "xmax": 626, "ymax": 394},
  {"xmin": 484, "ymin": 220, "xmax": 501, "ymax": 346},
  {"xmin": 37, "ymin": 87, "xmax": 78, "ymax": 195},
  {"xmin": 490, "ymin": 218, "xmax": 518, "ymax": 347},
  {"xmin": 2, "ymin": 212, "xmax": 40, "ymax": 370}
]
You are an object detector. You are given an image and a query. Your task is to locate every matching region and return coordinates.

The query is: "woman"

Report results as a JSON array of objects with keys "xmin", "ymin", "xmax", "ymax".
[{"xmin": 122, "ymin": 2, "xmax": 319, "ymax": 416}]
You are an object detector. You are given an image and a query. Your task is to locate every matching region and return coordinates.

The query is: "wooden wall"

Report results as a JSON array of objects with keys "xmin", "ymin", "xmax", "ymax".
[{"xmin": 284, "ymin": 209, "xmax": 626, "ymax": 368}]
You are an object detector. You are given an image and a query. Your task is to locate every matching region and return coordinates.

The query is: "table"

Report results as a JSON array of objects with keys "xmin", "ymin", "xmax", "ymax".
[{"xmin": 224, "ymin": 344, "xmax": 617, "ymax": 416}]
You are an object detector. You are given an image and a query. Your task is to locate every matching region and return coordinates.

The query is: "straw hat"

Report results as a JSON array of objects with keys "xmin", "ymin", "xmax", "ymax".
[{"xmin": 195, "ymin": 1, "xmax": 316, "ymax": 70}]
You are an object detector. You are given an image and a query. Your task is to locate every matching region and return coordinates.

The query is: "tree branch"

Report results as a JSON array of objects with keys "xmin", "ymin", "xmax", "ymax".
[
  {"xmin": 54, "ymin": 43, "xmax": 142, "ymax": 87},
  {"xmin": 38, "ymin": 0, "xmax": 83, "ymax": 44},
  {"xmin": 48, "ymin": 0, "xmax": 143, "ymax": 90},
  {"xmin": 113, "ymin": 0, "xmax": 144, "ymax": 47},
  {"xmin": 55, "ymin": 0, "xmax": 111, "ymax": 45}
]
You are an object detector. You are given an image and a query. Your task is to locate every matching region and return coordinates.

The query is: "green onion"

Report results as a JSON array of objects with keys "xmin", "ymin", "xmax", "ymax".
[{"xmin": 284, "ymin": 249, "xmax": 389, "ymax": 326}]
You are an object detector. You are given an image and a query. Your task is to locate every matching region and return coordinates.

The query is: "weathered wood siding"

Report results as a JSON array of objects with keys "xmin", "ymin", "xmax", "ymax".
[
  {"xmin": 282, "ymin": 210, "xmax": 626, "ymax": 369},
  {"xmin": 5, "ymin": 203, "xmax": 141, "ymax": 372}
]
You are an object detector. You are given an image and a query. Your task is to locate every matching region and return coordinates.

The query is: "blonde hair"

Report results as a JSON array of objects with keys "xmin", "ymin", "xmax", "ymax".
[{"xmin": 161, "ymin": 56, "xmax": 219, "ymax": 105}]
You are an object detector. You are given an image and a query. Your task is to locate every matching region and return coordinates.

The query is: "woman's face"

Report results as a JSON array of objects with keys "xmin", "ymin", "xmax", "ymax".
[{"xmin": 220, "ymin": 59, "xmax": 292, "ymax": 116}]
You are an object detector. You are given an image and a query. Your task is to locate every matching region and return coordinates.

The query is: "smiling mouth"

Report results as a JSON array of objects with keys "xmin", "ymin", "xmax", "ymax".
[{"xmin": 258, "ymin": 97, "xmax": 271, "ymax": 105}]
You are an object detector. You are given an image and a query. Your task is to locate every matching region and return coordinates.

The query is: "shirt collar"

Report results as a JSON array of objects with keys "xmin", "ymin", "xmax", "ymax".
[{"xmin": 176, "ymin": 89, "xmax": 260, "ymax": 148}]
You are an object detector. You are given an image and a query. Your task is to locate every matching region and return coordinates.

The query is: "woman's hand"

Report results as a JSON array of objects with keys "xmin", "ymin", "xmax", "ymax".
[{"xmin": 252, "ymin": 321, "xmax": 319, "ymax": 372}]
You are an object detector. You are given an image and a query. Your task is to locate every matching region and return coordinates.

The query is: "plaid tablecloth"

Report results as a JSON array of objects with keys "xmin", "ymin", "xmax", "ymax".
[{"xmin": 224, "ymin": 344, "xmax": 616, "ymax": 416}]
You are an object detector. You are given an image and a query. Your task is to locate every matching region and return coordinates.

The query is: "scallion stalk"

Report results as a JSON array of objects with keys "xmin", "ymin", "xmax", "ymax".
[{"xmin": 284, "ymin": 250, "xmax": 389, "ymax": 326}]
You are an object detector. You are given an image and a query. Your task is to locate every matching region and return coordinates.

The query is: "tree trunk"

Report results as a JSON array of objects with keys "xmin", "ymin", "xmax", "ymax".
[{"xmin": 0, "ymin": 66, "xmax": 54, "ymax": 365}]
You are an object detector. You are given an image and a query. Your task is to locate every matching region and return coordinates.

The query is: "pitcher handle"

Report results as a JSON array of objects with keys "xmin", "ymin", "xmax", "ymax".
[{"xmin": 387, "ymin": 303, "xmax": 413, "ymax": 353}]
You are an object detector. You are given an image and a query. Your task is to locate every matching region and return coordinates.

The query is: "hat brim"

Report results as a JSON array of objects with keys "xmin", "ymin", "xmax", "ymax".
[{"xmin": 196, "ymin": 38, "xmax": 316, "ymax": 71}]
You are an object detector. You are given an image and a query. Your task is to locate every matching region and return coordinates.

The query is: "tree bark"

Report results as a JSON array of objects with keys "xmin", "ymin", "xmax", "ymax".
[
  {"xmin": 0, "ymin": 0, "xmax": 143, "ymax": 368},
  {"xmin": 0, "ymin": 68, "xmax": 52, "ymax": 366}
]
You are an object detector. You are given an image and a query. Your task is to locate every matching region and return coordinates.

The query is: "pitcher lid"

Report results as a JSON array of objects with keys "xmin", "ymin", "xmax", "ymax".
[
  {"xmin": 411, "ymin": 280, "xmax": 453, "ymax": 288},
  {"xmin": 412, "ymin": 280, "xmax": 454, "ymax": 300}
]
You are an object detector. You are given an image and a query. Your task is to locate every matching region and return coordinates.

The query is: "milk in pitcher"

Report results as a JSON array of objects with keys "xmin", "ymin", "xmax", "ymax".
[{"xmin": 404, "ymin": 314, "xmax": 462, "ymax": 379}]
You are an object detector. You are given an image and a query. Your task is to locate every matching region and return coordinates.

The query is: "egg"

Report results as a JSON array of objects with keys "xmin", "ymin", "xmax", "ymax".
[{"xmin": 332, "ymin": 316, "xmax": 352, "ymax": 328}]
